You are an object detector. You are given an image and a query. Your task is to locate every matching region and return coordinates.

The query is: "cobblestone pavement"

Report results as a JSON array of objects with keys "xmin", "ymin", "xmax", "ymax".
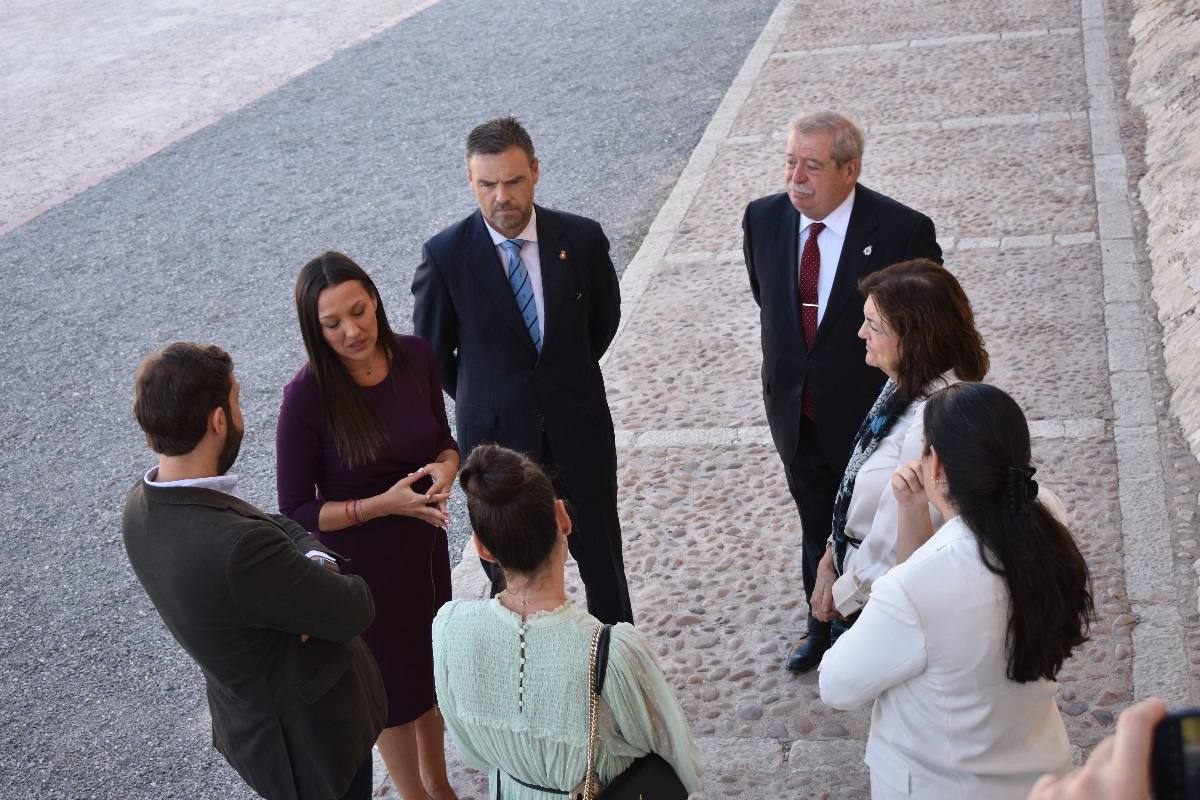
[{"xmin": 429, "ymin": 0, "xmax": 1200, "ymax": 797}]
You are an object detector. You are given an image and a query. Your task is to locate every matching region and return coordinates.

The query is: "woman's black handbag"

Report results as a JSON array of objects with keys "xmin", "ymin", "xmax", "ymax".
[
  {"xmin": 573, "ymin": 625, "xmax": 690, "ymax": 800},
  {"xmin": 599, "ymin": 752, "xmax": 687, "ymax": 799}
]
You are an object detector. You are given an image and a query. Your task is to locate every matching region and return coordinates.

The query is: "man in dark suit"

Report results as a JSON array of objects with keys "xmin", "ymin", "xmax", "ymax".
[
  {"xmin": 412, "ymin": 116, "xmax": 633, "ymax": 624},
  {"xmin": 121, "ymin": 342, "xmax": 387, "ymax": 800},
  {"xmin": 743, "ymin": 111, "xmax": 941, "ymax": 672}
]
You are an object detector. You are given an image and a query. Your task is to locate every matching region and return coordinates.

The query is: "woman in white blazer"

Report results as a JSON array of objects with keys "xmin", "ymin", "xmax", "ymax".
[{"xmin": 819, "ymin": 383, "xmax": 1093, "ymax": 799}]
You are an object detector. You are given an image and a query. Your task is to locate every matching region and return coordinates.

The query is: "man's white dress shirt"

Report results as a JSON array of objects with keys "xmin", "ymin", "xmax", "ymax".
[
  {"xmin": 485, "ymin": 208, "xmax": 546, "ymax": 341},
  {"xmin": 799, "ymin": 188, "xmax": 855, "ymax": 326}
]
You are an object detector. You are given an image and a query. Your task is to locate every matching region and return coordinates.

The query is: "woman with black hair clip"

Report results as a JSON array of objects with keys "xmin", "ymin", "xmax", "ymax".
[{"xmin": 819, "ymin": 382, "xmax": 1093, "ymax": 799}]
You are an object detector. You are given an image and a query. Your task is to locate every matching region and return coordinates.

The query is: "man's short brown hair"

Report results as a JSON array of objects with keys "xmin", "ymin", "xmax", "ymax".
[
  {"xmin": 465, "ymin": 116, "xmax": 535, "ymax": 164},
  {"xmin": 133, "ymin": 342, "xmax": 233, "ymax": 456}
]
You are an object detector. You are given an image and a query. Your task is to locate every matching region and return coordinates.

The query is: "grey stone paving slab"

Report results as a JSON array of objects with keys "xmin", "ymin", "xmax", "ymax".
[
  {"xmin": 773, "ymin": 0, "xmax": 1079, "ymax": 50},
  {"xmin": 950, "ymin": 243, "xmax": 1112, "ymax": 421},
  {"xmin": 666, "ymin": 119, "xmax": 1097, "ymax": 256},
  {"xmin": 785, "ymin": 739, "xmax": 870, "ymax": 799},
  {"xmin": 1132, "ymin": 604, "xmax": 1191, "ymax": 709},
  {"xmin": 606, "ymin": 259, "xmax": 764, "ymax": 432},
  {"xmin": 1031, "ymin": 435, "xmax": 1131, "ymax": 748},
  {"xmin": 864, "ymin": 119, "xmax": 1098, "ymax": 242},
  {"xmin": 734, "ymin": 34, "xmax": 1088, "ymax": 137},
  {"xmin": 1101, "ymin": 238, "xmax": 1141, "ymax": 301},
  {"xmin": 614, "ymin": 443, "xmax": 873, "ymax": 741}
]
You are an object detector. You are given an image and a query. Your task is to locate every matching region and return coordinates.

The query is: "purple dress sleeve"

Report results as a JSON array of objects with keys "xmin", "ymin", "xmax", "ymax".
[
  {"xmin": 276, "ymin": 369, "xmax": 326, "ymax": 533},
  {"xmin": 414, "ymin": 336, "xmax": 458, "ymax": 457}
]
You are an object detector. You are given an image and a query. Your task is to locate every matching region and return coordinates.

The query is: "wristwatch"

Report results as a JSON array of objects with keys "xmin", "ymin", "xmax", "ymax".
[{"xmin": 304, "ymin": 550, "xmax": 338, "ymax": 570}]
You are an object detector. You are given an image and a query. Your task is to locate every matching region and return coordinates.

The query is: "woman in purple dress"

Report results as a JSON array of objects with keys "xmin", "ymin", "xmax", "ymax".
[{"xmin": 277, "ymin": 251, "xmax": 460, "ymax": 800}]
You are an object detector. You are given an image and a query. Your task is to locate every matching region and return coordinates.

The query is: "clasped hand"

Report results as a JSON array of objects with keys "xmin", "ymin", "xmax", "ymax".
[
  {"xmin": 381, "ymin": 469, "xmax": 451, "ymax": 529},
  {"xmin": 811, "ymin": 548, "xmax": 842, "ymax": 623}
]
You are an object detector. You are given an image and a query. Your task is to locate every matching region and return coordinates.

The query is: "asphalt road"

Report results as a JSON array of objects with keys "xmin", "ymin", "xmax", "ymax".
[{"xmin": 0, "ymin": 0, "xmax": 776, "ymax": 796}]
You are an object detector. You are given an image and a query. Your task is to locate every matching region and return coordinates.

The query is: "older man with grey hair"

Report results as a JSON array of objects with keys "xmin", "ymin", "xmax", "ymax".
[{"xmin": 742, "ymin": 110, "xmax": 942, "ymax": 672}]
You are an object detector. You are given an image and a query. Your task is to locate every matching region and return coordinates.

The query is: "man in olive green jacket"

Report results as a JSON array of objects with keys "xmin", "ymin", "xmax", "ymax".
[{"xmin": 122, "ymin": 342, "xmax": 386, "ymax": 800}]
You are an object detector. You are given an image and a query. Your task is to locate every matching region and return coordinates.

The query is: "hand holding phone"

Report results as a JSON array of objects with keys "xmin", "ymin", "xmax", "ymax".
[
  {"xmin": 1027, "ymin": 697, "xmax": 1166, "ymax": 799},
  {"xmin": 1151, "ymin": 704, "xmax": 1200, "ymax": 799}
]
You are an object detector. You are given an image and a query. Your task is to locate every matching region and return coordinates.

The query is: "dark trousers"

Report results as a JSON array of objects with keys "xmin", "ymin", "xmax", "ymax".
[
  {"xmin": 482, "ymin": 435, "xmax": 634, "ymax": 625},
  {"xmin": 336, "ymin": 758, "xmax": 372, "ymax": 800},
  {"xmin": 783, "ymin": 415, "xmax": 840, "ymax": 640}
]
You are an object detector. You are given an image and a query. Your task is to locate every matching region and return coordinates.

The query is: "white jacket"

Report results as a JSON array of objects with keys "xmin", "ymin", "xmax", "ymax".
[
  {"xmin": 819, "ymin": 516, "xmax": 1072, "ymax": 799},
  {"xmin": 831, "ymin": 374, "xmax": 956, "ymax": 616}
]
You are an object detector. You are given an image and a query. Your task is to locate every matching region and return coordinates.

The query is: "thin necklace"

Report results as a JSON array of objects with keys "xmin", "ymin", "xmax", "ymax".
[
  {"xmin": 363, "ymin": 349, "xmax": 381, "ymax": 376},
  {"xmin": 352, "ymin": 348, "xmax": 383, "ymax": 378}
]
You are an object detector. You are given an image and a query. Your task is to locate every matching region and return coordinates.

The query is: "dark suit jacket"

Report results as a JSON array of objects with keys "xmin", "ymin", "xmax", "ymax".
[
  {"xmin": 412, "ymin": 206, "xmax": 621, "ymax": 500},
  {"xmin": 122, "ymin": 481, "xmax": 387, "ymax": 800},
  {"xmin": 743, "ymin": 184, "xmax": 942, "ymax": 472}
]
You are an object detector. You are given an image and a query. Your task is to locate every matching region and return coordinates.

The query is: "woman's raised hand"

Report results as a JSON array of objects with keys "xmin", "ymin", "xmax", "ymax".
[
  {"xmin": 420, "ymin": 460, "xmax": 455, "ymax": 499},
  {"xmin": 383, "ymin": 471, "xmax": 450, "ymax": 529},
  {"xmin": 890, "ymin": 459, "xmax": 928, "ymax": 509}
]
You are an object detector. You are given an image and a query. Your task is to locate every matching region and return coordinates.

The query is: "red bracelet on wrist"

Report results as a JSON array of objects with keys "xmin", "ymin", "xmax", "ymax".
[{"xmin": 344, "ymin": 499, "xmax": 364, "ymax": 527}]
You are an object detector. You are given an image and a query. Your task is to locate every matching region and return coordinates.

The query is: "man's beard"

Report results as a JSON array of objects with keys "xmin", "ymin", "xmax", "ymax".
[{"xmin": 217, "ymin": 408, "xmax": 244, "ymax": 476}]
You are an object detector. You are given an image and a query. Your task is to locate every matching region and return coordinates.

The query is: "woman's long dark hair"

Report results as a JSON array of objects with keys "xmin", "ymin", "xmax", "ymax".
[
  {"xmin": 460, "ymin": 444, "xmax": 559, "ymax": 574},
  {"xmin": 924, "ymin": 382, "xmax": 1093, "ymax": 683},
  {"xmin": 295, "ymin": 251, "xmax": 411, "ymax": 466}
]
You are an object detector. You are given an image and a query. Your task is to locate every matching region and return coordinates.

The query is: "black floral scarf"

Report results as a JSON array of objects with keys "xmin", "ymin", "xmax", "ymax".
[{"xmin": 831, "ymin": 379, "xmax": 911, "ymax": 574}]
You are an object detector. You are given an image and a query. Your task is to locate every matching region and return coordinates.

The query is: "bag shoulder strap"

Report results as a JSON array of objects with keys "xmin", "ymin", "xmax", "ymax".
[
  {"xmin": 593, "ymin": 624, "xmax": 613, "ymax": 694},
  {"xmin": 577, "ymin": 623, "xmax": 611, "ymax": 800}
]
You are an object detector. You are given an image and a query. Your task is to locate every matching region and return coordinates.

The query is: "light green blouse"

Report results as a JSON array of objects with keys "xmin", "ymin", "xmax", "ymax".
[{"xmin": 432, "ymin": 598, "xmax": 703, "ymax": 799}]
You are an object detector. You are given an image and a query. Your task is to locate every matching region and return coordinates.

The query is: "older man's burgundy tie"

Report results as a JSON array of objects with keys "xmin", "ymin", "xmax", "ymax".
[{"xmin": 799, "ymin": 222, "xmax": 825, "ymax": 421}]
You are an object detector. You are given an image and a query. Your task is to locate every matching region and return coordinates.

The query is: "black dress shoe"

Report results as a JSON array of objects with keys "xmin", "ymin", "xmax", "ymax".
[{"xmin": 785, "ymin": 634, "xmax": 831, "ymax": 673}]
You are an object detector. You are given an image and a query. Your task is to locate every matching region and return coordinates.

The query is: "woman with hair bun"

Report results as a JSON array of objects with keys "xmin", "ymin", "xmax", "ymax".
[
  {"xmin": 819, "ymin": 383, "xmax": 1093, "ymax": 798},
  {"xmin": 432, "ymin": 444, "xmax": 702, "ymax": 799}
]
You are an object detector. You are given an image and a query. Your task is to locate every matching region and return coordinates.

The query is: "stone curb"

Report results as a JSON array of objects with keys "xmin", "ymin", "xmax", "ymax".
[
  {"xmin": 1081, "ymin": 0, "xmax": 1190, "ymax": 707},
  {"xmin": 1126, "ymin": 0, "xmax": 1200, "ymax": 632},
  {"xmin": 598, "ymin": 0, "xmax": 801, "ymax": 371}
]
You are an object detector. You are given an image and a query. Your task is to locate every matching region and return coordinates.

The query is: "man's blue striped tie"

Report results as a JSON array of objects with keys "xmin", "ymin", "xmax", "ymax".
[{"xmin": 500, "ymin": 238, "xmax": 541, "ymax": 352}]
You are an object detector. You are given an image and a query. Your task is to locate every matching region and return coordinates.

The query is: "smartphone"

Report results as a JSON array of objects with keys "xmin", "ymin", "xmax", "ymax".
[{"xmin": 1151, "ymin": 708, "xmax": 1200, "ymax": 799}]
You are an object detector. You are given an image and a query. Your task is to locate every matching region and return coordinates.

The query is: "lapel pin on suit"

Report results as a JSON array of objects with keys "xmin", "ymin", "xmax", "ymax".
[
  {"xmin": 559, "ymin": 249, "xmax": 568, "ymax": 261},
  {"xmin": 863, "ymin": 245, "xmax": 873, "ymax": 256}
]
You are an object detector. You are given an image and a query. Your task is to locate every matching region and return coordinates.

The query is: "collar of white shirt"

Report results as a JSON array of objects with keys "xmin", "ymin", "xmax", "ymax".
[
  {"xmin": 142, "ymin": 466, "xmax": 334, "ymax": 563},
  {"xmin": 143, "ymin": 466, "xmax": 244, "ymax": 500},
  {"xmin": 484, "ymin": 207, "xmax": 539, "ymax": 247},
  {"xmin": 800, "ymin": 187, "xmax": 856, "ymax": 238}
]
